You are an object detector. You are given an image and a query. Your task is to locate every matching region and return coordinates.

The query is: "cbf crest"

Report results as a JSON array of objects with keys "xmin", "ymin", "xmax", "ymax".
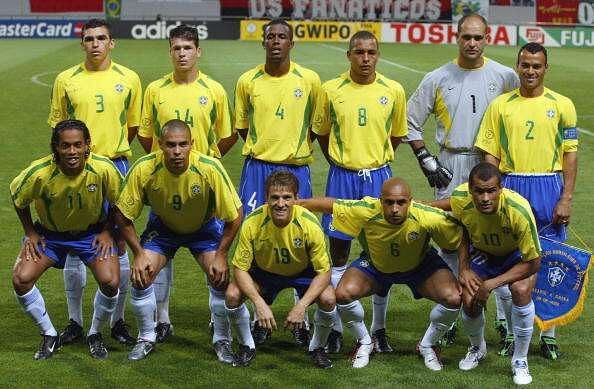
[
  {"xmin": 293, "ymin": 238, "xmax": 303, "ymax": 248},
  {"xmin": 115, "ymin": 83, "xmax": 124, "ymax": 93},
  {"xmin": 87, "ymin": 184, "xmax": 97, "ymax": 192},
  {"xmin": 199, "ymin": 96, "xmax": 208, "ymax": 105},
  {"xmin": 379, "ymin": 96, "xmax": 388, "ymax": 105},
  {"xmin": 546, "ymin": 109, "xmax": 556, "ymax": 119},
  {"xmin": 488, "ymin": 82, "xmax": 497, "ymax": 93},
  {"xmin": 294, "ymin": 88, "xmax": 303, "ymax": 98},
  {"xmin": 191, "ymin": 184, "xmax": 201, "ymax": 196},
  {"xmin": 547, "ymin": 266, "xmax": 566, "ymax": 287}
]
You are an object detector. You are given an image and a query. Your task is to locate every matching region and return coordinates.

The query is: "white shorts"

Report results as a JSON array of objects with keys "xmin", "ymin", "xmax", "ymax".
[{"xmin": 436, "ymin": 149, "xmax": 481, "ymax": 200}]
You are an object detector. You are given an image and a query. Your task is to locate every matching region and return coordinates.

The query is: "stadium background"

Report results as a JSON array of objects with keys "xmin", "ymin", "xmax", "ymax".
[{"xmin": 0, "ymin": 0, "xmax": 592, "ymax": 387}]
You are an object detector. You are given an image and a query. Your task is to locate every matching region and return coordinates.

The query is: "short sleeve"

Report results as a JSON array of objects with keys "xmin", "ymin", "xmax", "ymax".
[
  {"xmin": 474, "ymin": 100, "xmax": 501, "ymax": 158},
  {"xmin": 47, "ymin": 75, "xmax": 68, "ymax": 128},
  {"xmin": 213, "ymin": 82, "xmax": 234, "ymax": 140},
  {"xmin": 138, "ymin": 84, "xmax": 156, "ymax": 139},
  {"xmin": 231, "ymin": 223, "xmax": 254, "ymax": 272},
  {"xmin": 312, "ymin": 86, "xmax": 331, "ymax": 136},
  {"xmin": 306, "ymin": 220, "xmax": 331, "ymax": 274},
  {"xmin": 391, "ymin": 83, "xmax": 408, "ymax": 138},
  {"xmin": 126, "ymin": 72, "xmax": 142, "ymax": 128},
  {"xmin": 234, "ymin": 75, "xmax": 250, "ymax": 130},
  {"xmin": 206, "ymin": 158, "xmax": 241, "ymax": 222},
  {"xmin": 331, "ymin": 198, "xmax": 376, "ymax": 238},
  {"xmin": 560, "ymin": 98, "xmax": 578, "ymax": 153}
]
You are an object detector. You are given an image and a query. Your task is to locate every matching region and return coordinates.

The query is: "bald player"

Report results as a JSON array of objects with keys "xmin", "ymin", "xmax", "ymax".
[{"xmin": 299, "ymin": 178, "xmax": 463, "ymax": 370}]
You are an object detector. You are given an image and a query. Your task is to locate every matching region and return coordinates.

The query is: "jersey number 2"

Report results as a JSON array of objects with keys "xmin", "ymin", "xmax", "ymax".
[{"xmin": 524, "ymin": 120, "xmax": 535, "ymax": 140}]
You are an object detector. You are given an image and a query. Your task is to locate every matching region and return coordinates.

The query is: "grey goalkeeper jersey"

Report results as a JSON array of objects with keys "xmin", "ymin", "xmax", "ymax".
[{"xmin": 407, "ymin": 58, "xmax": 519, "ymax": 150}]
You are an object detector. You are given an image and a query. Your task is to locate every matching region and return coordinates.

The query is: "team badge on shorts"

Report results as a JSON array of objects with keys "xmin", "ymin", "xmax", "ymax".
[
  {"xmin": 115, "ymin": 83, "xmax": 124, "ymax": 93},
  {"xmin": 293, "ymin": 238, "xmax": 303, "ymax": 248},
  {"xmin": 87, "ymin": 184, "xmax": 97, "ymax": 192},
  {"xmin": 191, "ymin": 184, "xmax": 201, "ymax": 195},
  {"xmin": 547, "ymin": 266, "xmax": 566, "ymax": 287},
  {"xmin": 294, "ymin": 88, "xmax": 303, "ymax": 98},
  {"xmin": 546, "ymin": 109, "xmax": 556, "ymax": 118},
  {"xmin": 359, "ymin": 259, "xmax": 369, "ymax": 268},
  {"xmin": 379, "ymin": 96, "xmax": 388, "ymax": 105},
  {"xmin": 408, "ymin": 231, "xmax": 419, "ymax": 240},
  {"xmin": 199, "ymin": 96, "xmax": 208, "ymax": 105}
]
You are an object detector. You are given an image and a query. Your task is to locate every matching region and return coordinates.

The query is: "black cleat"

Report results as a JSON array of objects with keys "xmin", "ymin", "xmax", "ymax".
[
  {"xmin": 499, "ymin": 334, "xmax": 514, "ymax": 357},
  {"xmin": 292, "ymin": 324, "xmax": 310, "ymax": 348},
  {"xmin": 87, "ymin": 333, "xmax": 108, "ymax": 360},
  {"xmin": 325, "ymin": 329, "xmax": 343, "ymax": 354},
  {"xmin": 34, "ymin": 335, "xmax": 60, "ymax": 360},
  {"xmin": 251, "ymin": 322, "xmax": 271, "ymax": 345},
  {"xmin": 310, "ymin": 347, "xmax": 333, "ymax": 369},
  {"xmin": 494, "ymin": 319, "xmax": 508, "ymax": 343},
  {"xmin": 371, "ymin": 328, "xmax": 394, "ymax": 353},
  {"xmin": 540, "ymin": 336, "xmax": 560, "ymax": 360},
  {"xmin": 155, "ymin": 322, "xmax": 173, "ymax": 343},
  {"xmin": 233, "ymin": 344, "xmax": 256, "ymax": 367},
  {"xmin": 440, "ymin": 321, "xmax": 457, "ymax": 347},
  {"xmin": 213, "ymin": 340, "xmax": 235, "ymax": 364},
  {"xmin": 59, "ymin": 319, "xmax": 83, "ymax": 345},
  {"xmin": 111, "ymin": 319, "xmax": 135, "ymax": 346}
]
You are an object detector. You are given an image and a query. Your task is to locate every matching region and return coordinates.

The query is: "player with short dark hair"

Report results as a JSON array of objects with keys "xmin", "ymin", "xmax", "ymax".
[
  {"xmin": 475, "ymin": 41, "xmax": 578, "ymax": 361},
  {"xmin": 407, "ymin": 13, "xmax": 519, "ymax": 347},
  {"xmin": 312, "ymin": 30, "xmax": 407, "ymax": 354},
  {"xmin": 114, "ymin": 119, "xmax": 242, "ymax": 362},
  {"xmin": 11, "ymin": 119, "xmax": 123, "ymax": 360},
  {"xmin": 232, "ymin": 18, "xmax": 322, "ymax": 345},
  {"xmin": 431, "ymin": 162, "xmax": 541, "ymax": 385},
  {"xmin": 48, "ymin": 17, "xmax": 142, "ymax": 347},
  {"xmin": 137, "ymin": 23, "xmax": 235, "ymax": 344},
  {"xmin": 225, "ymin": 171, "xmax": 336, "ymax": 368},
  {"xmin": 299, "ymin": 178, "xmax": 463, "ymax": 369}
]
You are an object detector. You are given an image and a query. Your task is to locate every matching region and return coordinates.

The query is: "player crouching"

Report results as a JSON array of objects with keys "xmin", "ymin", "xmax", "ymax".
[
  {"xmin": 225, "ymin": 171, "xmax": 336, "ymax": 368},
  {"xmin": 11, "ymin": 120, "xmax": 122, "ymax": 360}
]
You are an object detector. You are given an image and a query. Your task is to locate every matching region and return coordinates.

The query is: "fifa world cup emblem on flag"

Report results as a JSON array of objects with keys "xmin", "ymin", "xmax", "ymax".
[{"xmin": 532, "ymin": 237, "xmax": 592, "ymax": 330}]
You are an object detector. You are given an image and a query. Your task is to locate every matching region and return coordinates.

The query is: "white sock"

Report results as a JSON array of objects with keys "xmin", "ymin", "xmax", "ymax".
[
  {"xmin": 420, "ymin": 304, "xmax": 460, "ymax": 347},
  {"xmin": 130, "ymin": 286, "xmax": 156, "ymax": 342},
  {"xmin": 370, "ymin": 293, "xmax": 390, "ymax": 333},
  {"xmin": 309, "ymin": 307, "xmax": 335, "ymax": 351},
  {"xmin": 111, "ymin": 252, "xmax": 129, "ymax": 326},
  {"xmin": 226, "ymin": 303, "xmax": 255, "ymax": 349},
  {"xmin": 461, "ymin": 309, "xmax": 485, "ymax": 348},
  {"xmin": 494, "ymin": 285, "xmax": 513, "ymax": 333},
  {"xmin": 293, "ymin": 289, "xmax": 310, "ymax": 329},
  {"xmin": 338, "ymin": 300, "xmax": 371, "ymax": 344},
  {"xmin": 154, "ymin": 260, "xmax": 173, "ymax": 324},
  {"xmin": 439, "ymin": 249, "xmax": 459, "ymax": 277},
  {"xmin": 330, "ymin": 265, "xmax": 347, "ymax": 333},
  {"xmin": 64, "ymin": 254, "xmax": 86, "ymax": 326},
  {"xmin": 89, "ymin": 289, "xmax": 118, "ymax": 336},
  {"xmin": 512, "ymin": 301, "xmax": 535, "ymax": 363},
  {"xmin": 209, "ymin": 286, "xmax": 231, "ymax": 343},
  {"xmin": 540, "ymin": 327, "xmax": 556, "ymax": 338},
  {"xmin": 16, "ymin": 286, "xmax": 57, "ymax": 336}
]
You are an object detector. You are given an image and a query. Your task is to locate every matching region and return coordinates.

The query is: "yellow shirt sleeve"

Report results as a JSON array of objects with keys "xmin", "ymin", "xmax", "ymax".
[
  {"xmin": 212, "ymin": 82, "xmax": 233, "ymax": 140},
  {"xmin": 475, "ymin": 99, "xmax": 501, "ymax": 159},
  {"xmin": 127, "ymin": 72, "xmax": 142, "ymax": 128},
  {"xmin": 234, "ymin": 74, "xmax": 249, "ymax": 130},
  {"xmin": 102, "ymin": 159, "xmax": 124, "ymax": 204},
  {"xmin": 391, "ymin": 84, "xmax": 408, "ymax": 138},
  {"xmin": 10, "ymin": 163, "xmax": 45, "ymax": 209},
  {"xmin": 305, "ymin": 218, "xmax": 331, "ymax": 274},
  {"xmin": 115, "ymin": 162, "xmax": 146, "ymax": 221},
  {"xmin": 331, "ymin": 198, "xmax": 376, "ymax": 238},
  {"xmin": 47, "ymin": 75, "xmax": 68, "ymax": 128},
  {"xmin": 138, "ymin": 83, "xmax": 156, "ymax": 139},
  {"xmin": 202, "ymin": 157, "xmax": 241, "ymax": 222},
  {"xmin": 312, "ymin": 86, "xmax": 331, "ymax": 136},
  {"xmin": 421, "ymin": 205, "xmax": 462, "ymax": 250},
  {"xmin": 560, "ymin": 97, "xmax": 578, "ymax": 153},
  {"xmin": 231, "ymin": 221, "xmax": 254, "ymax": 272}
]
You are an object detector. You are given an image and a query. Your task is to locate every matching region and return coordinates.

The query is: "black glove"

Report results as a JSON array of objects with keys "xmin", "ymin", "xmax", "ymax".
[{"xmin": 414, "ymin": 147, "xmax": 453, "ymax": 189}]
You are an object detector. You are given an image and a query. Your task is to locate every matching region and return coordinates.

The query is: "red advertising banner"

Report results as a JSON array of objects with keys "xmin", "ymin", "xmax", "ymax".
[
  {"xmin": 536, "ymin": 0, "xmax": 579, "ymax": 24},
  {"xmin": 30, "ymin": 0, "xmax": 103, "ymax": 13}
]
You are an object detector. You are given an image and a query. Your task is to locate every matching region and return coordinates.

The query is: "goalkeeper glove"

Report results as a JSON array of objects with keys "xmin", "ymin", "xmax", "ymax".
[{"xmin": 414, "ymin": 147, "xmax": 453, "ymax": 189}]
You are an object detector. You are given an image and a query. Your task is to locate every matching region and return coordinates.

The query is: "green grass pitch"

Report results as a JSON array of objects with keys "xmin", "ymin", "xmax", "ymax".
[{"xmin": 0, "ymin": 39, "xmax": 592, "ymax": 388}]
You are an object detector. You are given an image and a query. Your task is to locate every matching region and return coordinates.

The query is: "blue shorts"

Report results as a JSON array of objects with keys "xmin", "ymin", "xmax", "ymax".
[
  {"xmin": 502, "ymin": 173, "xmax": 566, "ymax": 242},
  {"xmin": 469, "ymin": 248, "xmax": 522, "ymax": 280},
  {"xmin": 31, "ymin": 223, "xmax": 110, "ymax": 269},
  {"xmin": 140, "ymin": 213, "xmax": 223, "ymax": 259},
  {"xmin": 248, "ymin": 265, "xmax": 316, "ymax": 305},
  {"xmin": 322, "ymin": 163, "xmax": 392, "ymax": 240},
  {"xmin": 239, "ymin": 157, "xmax": 312, "ymax": 217},
  {"xmin": 350, "ymin": 247, "xmax": 449, "ymax": 298}
]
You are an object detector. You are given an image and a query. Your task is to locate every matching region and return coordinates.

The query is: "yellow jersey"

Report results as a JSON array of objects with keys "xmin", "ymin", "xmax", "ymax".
[
  {"xmin": 138, "ymin": 72, "xmax": 233, "ymax": 157},
  {"xmin": 10, "ymin": 153, "xmax": 123, "ymax": 232},
  {"xmin": 232, "ymin": 204, "xmax": 330, "ymax": 277},
  {"xmin": 332, "ymin": 197, "xmax": 462, "ymax": 273},
  {"xmin": 450, "ymin": 183, "xmax": 541, "ymax": 261},
  {"xmin": 475, "ymin": 87, "xmax": 578, "ymax": 173},
  {"xmin": 116, "ymin": 150, "xmax": 241, "ymax": 234},
  {"xmin": 234, "ymin": 62, "xmax": 321, "ymax": 165},
  {"xmin": 48, "ymin": 61, "xmax": 142, "ymax": 159},
  {"xmin": 313, "ymin": 71, "xmax": 407, "ymax": 169}
]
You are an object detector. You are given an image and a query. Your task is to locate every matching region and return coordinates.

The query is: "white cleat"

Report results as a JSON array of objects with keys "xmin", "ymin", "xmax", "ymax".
[
  {"xmin": 459, "ymin": 345, "xmax": 487, "ymax": 371},
  {"xmin": 417, "ymin": 343, "xmax": 443, "ymax": 371},
  {"xmin": 512, "ymin": 360, "xmax": 533, "ymax": 385},
  {"xmin": 351, "ymin": 342, "xmax": 373, "ymax": 368}
]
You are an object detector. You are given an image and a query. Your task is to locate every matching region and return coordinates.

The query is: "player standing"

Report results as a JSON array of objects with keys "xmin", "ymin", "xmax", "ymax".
[
  {"xmin": 233, "ymin": 19, "xmax": 321, "ymax": 344},
  {"xmin": 312, "ymin": 30, "xmax": 407, "ymax": 353},
  {"xmin": 48, "ymin": 18, "xmax": 141, "ymax": 346},
  {"xmin": 406, "ymin": 13, "xmax": 519, "ymax": 347},
  {"xmin": 137, "ymin": 24, "xmax": 235, "ymax": 343},
  {"xmin": 475, "ymin": 42, "xmax": 578, "ymax": 360},
  {"xmin": 225, "ymin": 171, "xmax": 336, "ymax": 368},
  {"xmin": 11, "ymin": 120, "xmax": 123, "ymax": 360},
  {"xmin": 114, "ymin": 120, "xmax": 242, "ymax": 362},
  {"xmin": 299, "ymin": 178, "xmax": 463, "ymax": 369}
]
